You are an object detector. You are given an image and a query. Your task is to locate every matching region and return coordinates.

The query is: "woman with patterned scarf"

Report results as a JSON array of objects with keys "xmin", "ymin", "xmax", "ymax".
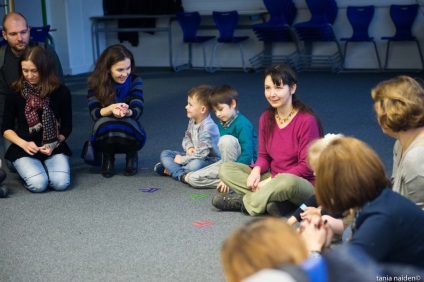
[
  {"xmin": 1, "ymin": 46, "xmax": 72, "ymax": 193},
  {"xmin": 87, "ymin": 44, "xmax": 146, "ymax": 178}
]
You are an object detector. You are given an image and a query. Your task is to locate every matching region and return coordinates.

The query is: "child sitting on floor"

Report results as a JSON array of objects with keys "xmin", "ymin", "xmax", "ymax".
[{"xmin": 154, "ymin": 85, "xmax": 220, "ymax": 182}]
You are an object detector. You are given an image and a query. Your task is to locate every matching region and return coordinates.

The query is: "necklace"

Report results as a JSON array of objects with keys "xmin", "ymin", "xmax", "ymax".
[{"xmin": 275, "ymin": 108, "xmax": 295, "ymax": 125}]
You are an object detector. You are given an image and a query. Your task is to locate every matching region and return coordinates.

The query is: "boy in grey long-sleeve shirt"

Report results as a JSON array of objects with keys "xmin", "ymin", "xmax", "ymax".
[{"xmin": 154, "ymin": 85, "xmax": 220, "ymax": 181}]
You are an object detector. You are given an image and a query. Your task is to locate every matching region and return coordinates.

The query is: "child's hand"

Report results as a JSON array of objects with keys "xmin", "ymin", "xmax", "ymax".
[
  {"xmin": 174, "ymin": 154, "xmax": 182, "ymax": 164},
  {"xmin": 186, "ymin": 147, "xmax": 195, "ymax": 155},
  {"xmin": 217, "ymin": 181, "xmax": 230, "ymax": 193},
  {"xmin": 300, "ymin": 207, "xmax": 322, "ymax": 219}
]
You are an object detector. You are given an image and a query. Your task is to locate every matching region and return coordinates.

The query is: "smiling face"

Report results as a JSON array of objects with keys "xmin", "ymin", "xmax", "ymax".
[
  {"xmin": 264, "ymin": 75, "xmax": 296, "ymax": 110},
  {"xmin": 186, "ymin": 95, "xmax": 206, "ymax": 123},
  {"xmin": 213, "ymin": 100, "xmax": 237, "ymax": 123},
  {"xmin": 21, "ymin": 60, "xmax": 39, "ymax": 85},
  {"xmin": 109, "ymin": 58, "xmax": 131, "ymax": 84}
]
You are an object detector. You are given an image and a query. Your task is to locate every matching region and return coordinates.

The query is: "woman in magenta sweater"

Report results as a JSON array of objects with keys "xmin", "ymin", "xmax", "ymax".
[{"xmin": 213, "ymin": 64, "xmax": 323, "ymax": 216}]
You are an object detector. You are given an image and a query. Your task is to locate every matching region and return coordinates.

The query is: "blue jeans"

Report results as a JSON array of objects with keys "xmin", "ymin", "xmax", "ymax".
[
  {"xmin": 160, "ymin": 150, "xmax": 214, "ymax": 180},
  {"xmin": 13, "ymin": 154, "xmax": 71, "ymax": 193}
]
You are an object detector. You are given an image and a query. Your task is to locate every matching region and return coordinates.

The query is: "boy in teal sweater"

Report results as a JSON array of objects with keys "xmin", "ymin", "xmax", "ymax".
[{"xmin": 181, "ymin": 85, "xmax": 257, "ymax": 191}]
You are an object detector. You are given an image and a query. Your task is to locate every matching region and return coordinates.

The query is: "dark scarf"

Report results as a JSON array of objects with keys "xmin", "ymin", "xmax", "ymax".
[
  {"xmin": 22, "ymin": 80, "xmax": 58, "ymax": 148},
  {"xmin": 115, "ymin": 74, "xmax": 132, "ymax": 102}
]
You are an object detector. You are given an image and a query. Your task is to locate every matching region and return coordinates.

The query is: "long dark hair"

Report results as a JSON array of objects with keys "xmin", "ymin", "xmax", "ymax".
[
  {"xmin": 88, "ymin": 44, "xmax": 135, "ymax": 106},
  {"xmin": 11, "ymin": 45, "xmax": 60, "ymax": 98},
  {"xmin": 262, "ymin": 64, "xmax": 324, "ymax": 138}
]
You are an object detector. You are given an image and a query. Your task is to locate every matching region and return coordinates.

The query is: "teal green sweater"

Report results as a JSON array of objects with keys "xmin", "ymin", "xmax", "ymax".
[{"xmin": 218, "ymin": 112, "xmax": 257, "ymax": 165}]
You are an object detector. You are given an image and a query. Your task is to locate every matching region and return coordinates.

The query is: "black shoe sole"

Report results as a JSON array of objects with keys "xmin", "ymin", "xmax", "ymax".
[{"xmin": 124, "ymin": 170, "xmax": 137, "ymax": 176}]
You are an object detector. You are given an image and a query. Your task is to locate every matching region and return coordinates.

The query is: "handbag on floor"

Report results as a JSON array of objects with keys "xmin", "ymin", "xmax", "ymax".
[{"xmin": 81, "ymin": 138, "xmax": 102, "ymax": 166}]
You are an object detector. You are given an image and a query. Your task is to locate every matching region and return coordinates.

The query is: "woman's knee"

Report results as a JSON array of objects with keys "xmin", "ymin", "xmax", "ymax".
[
  {"xmin": 50, "ymin": 173, "xmax": 70, "ymax": 191},
  {"xmin": 25, "ymin": 173, "xmax": 49, "ymax": 193},
  {"xmin": 273, "ymin": 174, "xmax": 313, "ymax": 197},
  {"xmin": 160, "ymin": 149, "xmax": 176, "ymax": 161},
  {"xmin": 218, "ymin": 161, "xmax": 245, "ymax": 180},
  {"xmin": 218, "ymin": 135, "xmax": 238, "ymax": 150},
  {"xmin": 218, "ymin": 135, "xmax": 240, "ymax": 162}
]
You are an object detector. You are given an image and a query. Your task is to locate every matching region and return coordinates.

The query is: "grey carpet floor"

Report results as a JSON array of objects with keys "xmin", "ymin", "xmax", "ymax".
[{"xmin": 1, "ymin": 67, "xmax": 421, "ymax": 282}]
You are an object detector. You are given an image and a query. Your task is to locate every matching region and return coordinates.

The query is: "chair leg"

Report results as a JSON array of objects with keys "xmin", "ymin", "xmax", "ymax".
[
  {"xmin": 342, "ymin": 42, "xmax": 349, "ymax": 70},
  {"xmin": 201, "ymin": 45, "xmax": 208, "ymax": 72},
  {"xmin": 414, "ymin": 40, "xmax": 424, "ymax": 70},
  {"xmin": 385, "ymin": 40, "xmax": 423, "ymax": 70},
  {"xmin": 209, "ymin": 43, "xmax": 221, "ymax": 73},
  {"xmin": 334, "ymin": 41, "xmax": 344, "ymax": 72},
  {"xmin": 371, "ymin": 41, "xmax": 382, "ymax": 70},
  {"xmin": 172, "ymin": 43, "xmax": 181, "ymax": 72},
  {"xmin": 188, "ymin": 43, "xmax": 193, "ymax": 68},
  {"xmin": 384, "ymin": 40, "xmax": 392, "ymax": 70},
  {"xmin": 173, "ymin": 43, "xmax": 191, "ymax": 72},
  {"xmin": 237, "ymin": 43, "xmax": 248, "ymax": 72}
]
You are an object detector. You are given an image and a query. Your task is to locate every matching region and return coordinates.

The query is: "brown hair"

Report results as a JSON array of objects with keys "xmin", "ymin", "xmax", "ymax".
[
  {"xmin": 11, "ymin": 45, "xmax": 60, "ymax": 98},
  {"xmin": 314, "ymin": 137, "xmax": 391, "ymax": 213},
  {"xmin": 208, "ymin": 84, "xmax": 238, "ymax": 109},
  {"xmin": 187, "ymin": 84, "xmax": 213, "ymax": 111},
  {"xmin": 221, "ymin": 218, "xmax": 308, "ymax": 282},
  {"xmin": 371, "ymin": 75, "xmax": 424, "ymax": 132},
  {"xmin": 263, "ymin": 64, "xmax": 324, "ymax": 138},
  {"xmin": 88, "ymin": 44, "xmax": 135, "ymax": 106}
]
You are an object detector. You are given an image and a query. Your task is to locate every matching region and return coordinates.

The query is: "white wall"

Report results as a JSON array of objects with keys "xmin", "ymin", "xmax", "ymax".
[{"xmin": 9, "ymin": 0, "xmax": 424, "ymax": 74}]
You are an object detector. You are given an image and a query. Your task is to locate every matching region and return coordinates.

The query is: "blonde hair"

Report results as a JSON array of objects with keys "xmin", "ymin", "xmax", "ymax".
[
  {"xmin": 371, "ymin": 75, "xmax": 424, "ymax": 131},
  {"xmin": 307, "ymin": 133, "xmax": 343, "ymax": 171},
  {"xmin": 315, "ymin": 137, "xmax": 391, "ymax": 213},
  {"xmin": 220, "ymin": 218, "xmax": 308, "ymax": 282}
]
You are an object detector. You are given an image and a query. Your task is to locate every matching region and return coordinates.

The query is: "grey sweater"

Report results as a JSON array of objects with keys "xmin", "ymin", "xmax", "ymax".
[{"xmin": 392, "ymin": 135, "xmax": 424, "ymax": 210}]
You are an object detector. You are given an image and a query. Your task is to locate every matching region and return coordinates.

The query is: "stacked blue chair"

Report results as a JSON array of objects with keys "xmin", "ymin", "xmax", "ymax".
[
  {"xmin": 173, "ymin": 12, "xmax": 215, "ymax": 72},
  {"xmin": 0, "ymin": 31, "xmax": 6, "ymax": 46},
  {"xmin": 340, "ymin": 6, "xmax": 381, "ymax": 70},
  {"xmin": 209, "ymin": 11, "xmax": 250, "ymax": 72},
  {"xmin": 381, "ymin": 4, "xmax": 423, "ymax": 70},
  {"xmin": 30, "ymin": 25, "xmax": 57, "ymax": 50},
  {"xmin": 30, "ymin": 25, "xmax": 51, "ymax": 43},
  {"xmin": 249, "ymin": 0, "xmax": 299, "ymax": 71},
  {"xmin": 292, "ymin": 0, "xmax": 343, "ymax": 72}
]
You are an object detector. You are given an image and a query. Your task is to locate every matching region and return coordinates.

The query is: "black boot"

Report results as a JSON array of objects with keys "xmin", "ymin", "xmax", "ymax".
[
  {"xmin": 266, "ymin": 201, "xmax": 298, "ymax": 217},
  {"xmin": 102, "ymin": 153, "xmax": 115, "ymax": 178},
  {"xmin": 124, "ymin": 152, "xmax": 138, "ymax": 176}
]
